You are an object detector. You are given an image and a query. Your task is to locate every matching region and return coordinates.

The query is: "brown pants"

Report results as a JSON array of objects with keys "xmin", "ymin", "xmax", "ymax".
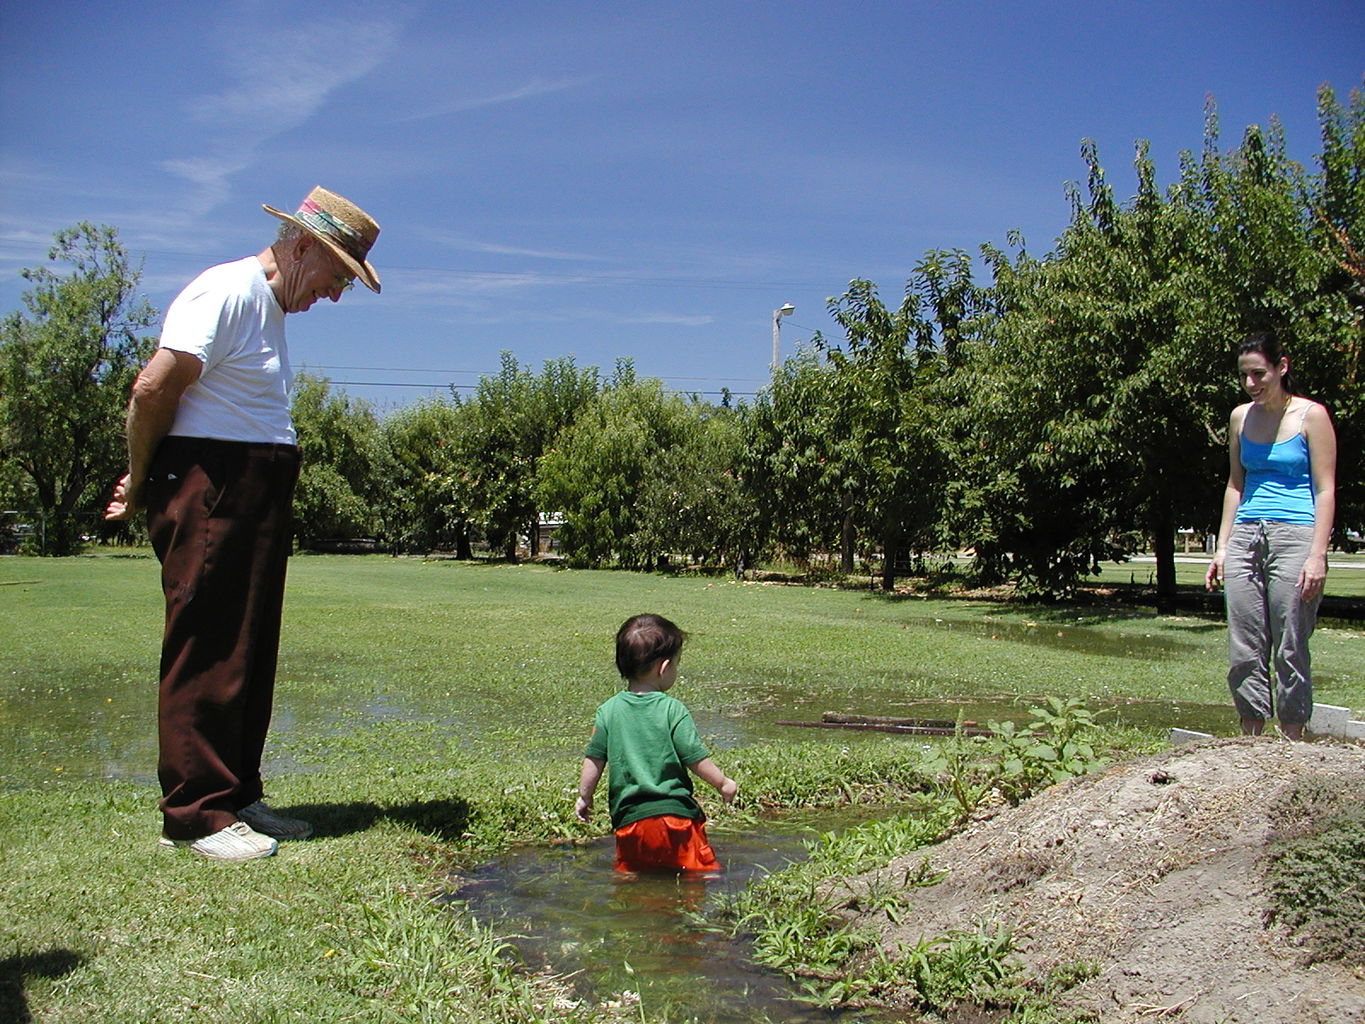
[{"xmin": 146, "ymin": 437, "xmax": 300, "ymax": 840}]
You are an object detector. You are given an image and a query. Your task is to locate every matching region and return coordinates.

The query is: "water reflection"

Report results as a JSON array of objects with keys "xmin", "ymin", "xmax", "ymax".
[
  {"xmin": 895, "ymin": 612, "xmax": 1205, "ymax": 658},
  {"xmin": 453, "ymin": 813, "xmax": 893, "ymax": 1024},
  {"xmin": 0, "ymin": 680, "xmax": 1234, "ymax": 788}
]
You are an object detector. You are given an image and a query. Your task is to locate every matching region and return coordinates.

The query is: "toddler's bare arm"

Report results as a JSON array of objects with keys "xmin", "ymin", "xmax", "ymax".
[
  {"xmin": 688, "ymin": 757, "xmax": 737, "ymax": 803},
  {"xmin": 575, "ymin": 756, "xmax": 605, "ymax": 821}
]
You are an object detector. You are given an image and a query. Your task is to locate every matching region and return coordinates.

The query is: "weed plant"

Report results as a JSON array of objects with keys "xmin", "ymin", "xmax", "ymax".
[
  {"xmin": 1265, "ymin": 778, "xmax": 1365, "ymax": 967},
  {"xmin": 919, "ymin": 697, "xmax": 1115, "ymax": 817}
]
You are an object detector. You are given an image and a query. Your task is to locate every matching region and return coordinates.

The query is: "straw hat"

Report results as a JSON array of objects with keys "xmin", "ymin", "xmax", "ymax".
[{"xmin": 263, "ymin": 186, "xmax": 381, "ymax": 293}]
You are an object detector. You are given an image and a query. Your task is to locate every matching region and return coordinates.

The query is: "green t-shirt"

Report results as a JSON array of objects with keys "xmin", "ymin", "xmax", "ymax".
[{"xmin": 583, "ymin": 689, "xmax": 710, "ymax": 829}]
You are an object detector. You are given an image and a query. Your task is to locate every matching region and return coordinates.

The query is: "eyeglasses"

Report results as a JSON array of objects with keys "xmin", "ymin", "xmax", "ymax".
[
  {"xmin": 316, "ymin": 245, "xmax": 356, "ymax": 292},
  {"xmin": 329, "ymin": 261, "xmax": 356, "ymax": 293}
]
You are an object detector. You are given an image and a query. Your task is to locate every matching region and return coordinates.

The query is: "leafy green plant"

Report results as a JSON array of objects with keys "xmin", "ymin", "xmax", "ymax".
[
  {"xmin": 922, "ymin": 698, "xmax": 1109, "ymax": 818},
  {"xmin": 918, "ymin": 728, "xmax": 995, "ymax": 818},
  {"xmin": 985, "ymin": 697, "xmax": 1107, "ymax": 805},
  {"xmin": 895, "ymin": 924, "xmax": 1025, "ymax": 1013}
]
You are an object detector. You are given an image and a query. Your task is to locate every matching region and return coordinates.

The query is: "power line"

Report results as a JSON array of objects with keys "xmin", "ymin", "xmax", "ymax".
[
  {"xmin": 324, "ymin": 382, "xmax": 764, "ymax": 395},
  {"xmin": 306, "ymin": 363, "xmax": 770, "ymax": 384}
]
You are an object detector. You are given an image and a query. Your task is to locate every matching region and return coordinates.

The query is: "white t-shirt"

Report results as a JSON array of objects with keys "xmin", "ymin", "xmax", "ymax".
[{"xmin": 161, "ymin": 256, "xmax": 295, "ymax": 444}]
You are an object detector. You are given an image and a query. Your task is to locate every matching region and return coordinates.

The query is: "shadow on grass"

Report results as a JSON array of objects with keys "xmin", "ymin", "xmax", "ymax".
[
  {"xmin": 280, "ymin": 798, "xmax": 474, "ymax": 842},
  {"xmin": 0, "ymin": 950, "xmax": 84, "ymax": 1024}
]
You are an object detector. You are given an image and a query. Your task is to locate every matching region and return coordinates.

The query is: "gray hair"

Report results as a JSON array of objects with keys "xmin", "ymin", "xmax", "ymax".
[{"xmin": 274, "ymin": 221, "xmax": 308, "ymax": 246}]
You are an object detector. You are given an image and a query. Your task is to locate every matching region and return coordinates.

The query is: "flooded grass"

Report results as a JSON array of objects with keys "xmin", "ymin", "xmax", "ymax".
[
  {"xmin": 4, "ymin": 555, "xmax": 1361, "ymax": 787},
  {"xmin": 3, "ymin": 554, "xmax": 1363, "ymax": 1022}
]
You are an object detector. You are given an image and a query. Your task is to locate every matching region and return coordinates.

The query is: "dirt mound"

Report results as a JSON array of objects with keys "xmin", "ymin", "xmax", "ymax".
[{"xmin": 854, "ymin": 737, "xmax": 1365, "ymax": 1023}]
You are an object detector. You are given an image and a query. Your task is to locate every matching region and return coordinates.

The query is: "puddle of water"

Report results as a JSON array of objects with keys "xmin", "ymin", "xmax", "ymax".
[
  {"xmin": 452, "ymin": 811, "xmax": 895, "ymax": 1024},
  {"xmin": 894, "ymin": 612, "xmax": 1206, "ymax": 659}
]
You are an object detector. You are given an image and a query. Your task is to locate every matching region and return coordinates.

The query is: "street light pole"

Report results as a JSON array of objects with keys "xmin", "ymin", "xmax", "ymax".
[{"xmin": 771, "ymin": 303, "xmax": 794, "ymax": 369}]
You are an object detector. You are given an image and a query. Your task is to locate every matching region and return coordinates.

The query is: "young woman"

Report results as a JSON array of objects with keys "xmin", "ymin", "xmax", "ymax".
[{"xmin": 1205, "ymin": 331, "xmax": 1337, "ymax": 740}]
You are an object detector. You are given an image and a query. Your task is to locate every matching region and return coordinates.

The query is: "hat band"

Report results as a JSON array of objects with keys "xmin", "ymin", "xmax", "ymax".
[{"xmin": 295, "ymin": 199, "xmax": 370, "ymax": 263}]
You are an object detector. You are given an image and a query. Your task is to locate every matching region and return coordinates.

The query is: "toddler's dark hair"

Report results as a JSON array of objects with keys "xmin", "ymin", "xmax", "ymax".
[{"xmin": 616, "ymin": 613, "xmax": 687, "ymax": 680}]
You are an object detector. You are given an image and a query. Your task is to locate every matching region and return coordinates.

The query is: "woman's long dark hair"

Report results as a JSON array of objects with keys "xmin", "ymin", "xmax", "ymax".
[{"xmin": 1238, "ymin": 330, "xmax": 1296, "ymax": 395}]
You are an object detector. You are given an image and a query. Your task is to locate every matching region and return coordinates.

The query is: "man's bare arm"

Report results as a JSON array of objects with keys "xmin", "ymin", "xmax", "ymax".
[{"xmin": 104, "ymin": 349, "xmax": 202, "ymax": 520}]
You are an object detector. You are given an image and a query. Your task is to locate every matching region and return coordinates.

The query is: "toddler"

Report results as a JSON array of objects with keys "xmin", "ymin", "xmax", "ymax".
[{"xmin": 575, "ymin": 614, "xmax": 737, "ymax": 873}]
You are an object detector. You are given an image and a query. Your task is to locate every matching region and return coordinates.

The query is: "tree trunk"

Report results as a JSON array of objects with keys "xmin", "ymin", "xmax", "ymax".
[
  {"xmin": 455, "ymin": 525, "xmax": 473, "ymax": 561},
  {"xmin": 881, "ymin": 534, "xmax": 898, "ymax": 592},
  {"xmin": 1151, "ymin": 506, "xmax": 1177, "ymax": 614},
  {"xmin": 840, "ymin": 505, "xmax": 855, "ymax": 574}
]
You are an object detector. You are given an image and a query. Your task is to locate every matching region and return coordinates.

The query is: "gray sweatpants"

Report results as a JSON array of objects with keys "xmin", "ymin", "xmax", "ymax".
[{"xmin": 1224, "ymin": 520, "xmax": 1320, "ymax": 725}]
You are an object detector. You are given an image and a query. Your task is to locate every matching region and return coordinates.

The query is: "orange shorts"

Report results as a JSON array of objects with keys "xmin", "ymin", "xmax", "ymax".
[{"xmin": 613, "ymin": 814, "xmax": 720, "ymax": 873}]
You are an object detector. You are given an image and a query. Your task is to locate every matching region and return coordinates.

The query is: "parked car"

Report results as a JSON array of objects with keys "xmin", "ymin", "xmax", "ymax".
[{"xmin": 0, "ymin": 521, "xmax": 33, "ymax": 554}]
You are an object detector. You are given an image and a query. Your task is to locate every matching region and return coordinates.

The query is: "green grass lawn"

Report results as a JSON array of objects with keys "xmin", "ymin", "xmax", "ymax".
[
  {"xmin": 1094, "ymin": 550, "xmax": 1365, "ymax": 598},
  {"xmin": 2, "ymin": 553, "xmax": 1362, "ymax": 1022}
]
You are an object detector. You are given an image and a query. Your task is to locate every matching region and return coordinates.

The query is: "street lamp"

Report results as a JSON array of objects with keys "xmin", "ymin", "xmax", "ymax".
[{"xmin": 771, "ymin": 303, "xmax": 794, "ymax": 369}]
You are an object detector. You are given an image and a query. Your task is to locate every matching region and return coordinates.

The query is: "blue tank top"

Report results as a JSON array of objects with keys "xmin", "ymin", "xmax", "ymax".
[{"xmin": 1236, "ymin": 412, "xmax": 1315, "ymax": 525}]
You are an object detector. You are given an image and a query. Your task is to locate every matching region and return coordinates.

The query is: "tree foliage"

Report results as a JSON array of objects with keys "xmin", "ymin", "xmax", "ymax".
[
  {"xmin": 380, "ymin": 396, "xmax": 475, "ymax": 555},
  {"xmin": 290, "ymin": 373, "xmax": 392, "ymax": 545},
  {"xmin": 0, "ymin": 223, "xmax": 157, "ymax": 554},
  {"xmin": 451, "ymin": 352, "xmax": 600, "ymax": 559},
  {"xmin": 636, "ymin": 405, "xmax": 758, "ymax": 574},
  {"xmin": 946, "ymin": 83, "xmax": 1363, "ymax": 599},
  {"xmin": 741, "ymin": 349, "xmax": 851, "ymax": 566},
  {"xmin": 535, "ymin": 368, "xmax": 700, "ymax": 568}
]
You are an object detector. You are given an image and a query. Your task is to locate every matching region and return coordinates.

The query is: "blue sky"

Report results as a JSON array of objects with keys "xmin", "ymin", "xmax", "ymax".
[{"xmin": 2, "ymin": 1, "xmax": 1361, "ymax": 411}]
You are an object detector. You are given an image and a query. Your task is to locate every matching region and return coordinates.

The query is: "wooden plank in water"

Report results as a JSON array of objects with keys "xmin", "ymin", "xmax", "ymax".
[
  {"xmin": 820, "ymin": 712, "xmax": 980, "ymax": 729},
  {"xmin": 777, "ymin": 720, "xmax": 993, "ymax": 737}
]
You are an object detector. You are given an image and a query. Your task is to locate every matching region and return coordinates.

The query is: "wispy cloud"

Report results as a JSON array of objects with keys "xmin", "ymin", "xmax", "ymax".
[
  {"xmin": 402, "ymin": 76, "xmax": 593, "ymax": 122},
  {"xmin": 401, "ymin": 268, "xmax": 595, "ymax": 303},
  {"xmin": 420, "ymin": 228, "xmax": 601, "ymax": 262},
  {"xmin": 616, "ymin": 311, "xmax": 714, "ymax": 327},
  {"xmin": 160, "ymin": 8, "xmax": 410, "ymax": 214}
]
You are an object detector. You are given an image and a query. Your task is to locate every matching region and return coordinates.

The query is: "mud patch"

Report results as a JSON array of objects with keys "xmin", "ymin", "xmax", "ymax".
[{"xmin": 845, "ymin": 737, "xmax": 1365, "ymax": 1023}]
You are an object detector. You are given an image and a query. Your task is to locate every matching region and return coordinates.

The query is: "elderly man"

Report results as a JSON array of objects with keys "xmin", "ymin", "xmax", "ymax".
[{"xmin": 106, "ymin": 187, "xmax": 380, "ymax": 860}]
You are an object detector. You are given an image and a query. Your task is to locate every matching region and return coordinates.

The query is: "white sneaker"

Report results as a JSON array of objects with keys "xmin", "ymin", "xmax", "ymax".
[
  {"xmin": 238, "ymin": 800, "xmax": 314, "ymax": 841},
  {"xmin": 160, "ymin": 821, "xmax": 278, "ymax": 861}
]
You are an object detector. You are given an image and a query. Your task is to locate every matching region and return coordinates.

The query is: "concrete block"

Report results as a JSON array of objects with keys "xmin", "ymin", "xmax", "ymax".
[
  {"xmin": 1169, "ymin": 728, "xmax": 1213, "ymax": 745},
  {"xmin": 1344, "ymin": 720, "xmax": 1365, "ymax": 741},
  {"xmin": 1306, "ymin": 704, "xmax": 1352, "ymax": 738}
]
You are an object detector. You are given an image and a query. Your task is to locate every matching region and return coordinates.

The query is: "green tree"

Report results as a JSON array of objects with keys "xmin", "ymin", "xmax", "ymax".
[
  {"xmin": 819, "ymin": 279, "xmax": 929, "ymax": 589},
  {"xmin": 635, "ymin": 403, "xmax": 758, "ymax": 574},
  {"xmin": 741, "ymin": 348, "xmax": 851, "ymax": 570},
  {"xmin": 953, "ymin": 87, "xmax": 1362, "ymax": 602},
  {"xmin": 381, "ymin": 396, "xmax": 475, "ymax": 555},
  {"xmin": 817, "ymin": 274, "xmax": 962, "ymax": 589},
  {"xmin": 456, "ymin": 353, "xmax": 599, "ymax": 559},
  {"xmin": 959, "ymin": 139, "xmax": 1227, "ymax": 602},
  {"xmin": 535, "ymin": 369, "xmax": 697, "ymax": 568},
  {"xmin": 745, "ymin": 262, "xmax": 982, "ymax": 589},
  {"xmin": 1178, "ymin": 86, "xmax": 1362, "ymax": 562},
  {"xmin": 290, "ymin": 373, "xmax": 391, "ymax": 546},
  {"xmin": 0, "ymin": 223, "xmax": 157, "ymax": 554},
  {"xmin": 1296, "ymin": 82, "xmax": 1364, "ymax": 535}
]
